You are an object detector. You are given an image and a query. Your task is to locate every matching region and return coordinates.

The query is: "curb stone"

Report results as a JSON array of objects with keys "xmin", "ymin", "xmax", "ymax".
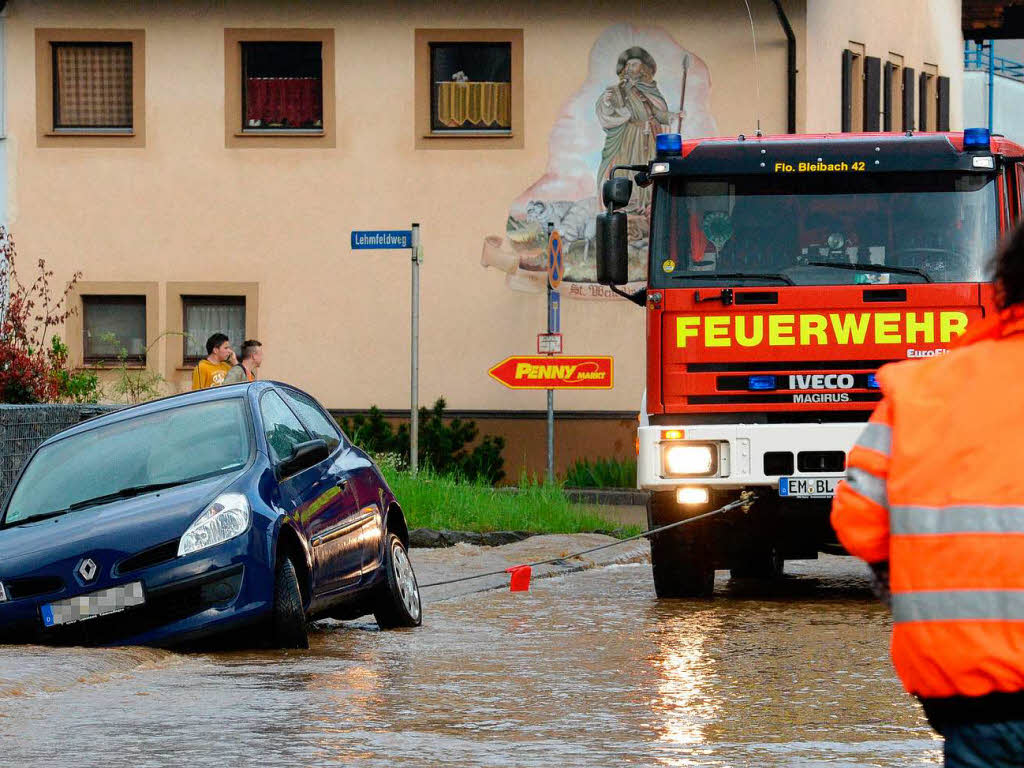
[
  {"xmin": 411, "ymin": 532, "xmax": 651, "ymax": 605},
  {"xmin": 408, "ymin": 527, "xmax": 634, "ymax": 549}
]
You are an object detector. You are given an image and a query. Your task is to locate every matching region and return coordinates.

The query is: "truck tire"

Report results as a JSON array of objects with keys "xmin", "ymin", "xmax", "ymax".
[
  {"xmin": 730, "ymin": 546, "xmax": 785, "ymax": 580},
  {"xmin": 650, "ymin": 528, "xmax": 716, "ymax": 598}
]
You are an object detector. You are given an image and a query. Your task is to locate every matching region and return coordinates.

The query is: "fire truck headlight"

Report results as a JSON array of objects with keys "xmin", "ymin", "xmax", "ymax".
[{"xmin": 663, "ymin": 443, "xmax": 717, "ymax": 477}]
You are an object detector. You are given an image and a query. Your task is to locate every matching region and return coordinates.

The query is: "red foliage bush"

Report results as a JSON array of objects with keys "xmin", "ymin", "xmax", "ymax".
[{"xmin": 0, "ymin": 230, "xmax": 81, "ymax": 403}]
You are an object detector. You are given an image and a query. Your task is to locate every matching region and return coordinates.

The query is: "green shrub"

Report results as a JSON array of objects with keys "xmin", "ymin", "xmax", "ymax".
[
  {"xmin": 563, "ymin": 456, "xmax": 637, "ymax": 489},
  {"xmin": 339, "ymin": 398, "xmax": 506, "ymax": 485}
]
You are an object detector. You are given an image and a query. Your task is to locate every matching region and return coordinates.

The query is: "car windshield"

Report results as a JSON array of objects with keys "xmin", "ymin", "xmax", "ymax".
[
  {"xmin": 3, "ymin": 398, "xmax": 252, "ymax": 526},
  {"xmin": 650, "ymin": 172, "xmax": 997, "ymax": 287}
]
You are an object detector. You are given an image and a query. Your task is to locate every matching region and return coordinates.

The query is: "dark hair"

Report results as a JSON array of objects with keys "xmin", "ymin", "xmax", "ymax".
[
  {"xmin": 992, "ymin": 222, "xmax": 1024, "ymax": 309},
  {"xmin": 239, "ymin": 339, "xmax": 262, "ymax": 361},
  {"xmin": 205, "ymin": 333, "xmax": 230, "ymax": 355}
]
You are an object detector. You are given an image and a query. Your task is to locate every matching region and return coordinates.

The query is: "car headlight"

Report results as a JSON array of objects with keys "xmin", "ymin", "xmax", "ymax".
[
  {"xmin": 177, "ymin": 493, "xmax": 251, "ymax": 557},
  {"xmin": 663, "ymin": 443, "xmax": 717, "ymax": 477}
]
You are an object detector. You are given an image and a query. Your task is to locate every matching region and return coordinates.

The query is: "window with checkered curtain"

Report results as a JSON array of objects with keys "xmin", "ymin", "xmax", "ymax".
[{"xmin": 53, "ymin": 42, "xmax": 133, "ymax": 129}]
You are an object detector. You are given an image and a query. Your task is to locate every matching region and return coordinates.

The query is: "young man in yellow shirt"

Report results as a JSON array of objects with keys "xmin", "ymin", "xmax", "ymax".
[{"xmin": 191, "ymin": 333, "xmax": 236, "ymax": 390}]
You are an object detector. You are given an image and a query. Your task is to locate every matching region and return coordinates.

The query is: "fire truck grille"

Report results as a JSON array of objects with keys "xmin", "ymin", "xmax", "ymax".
[
  {"xmin": 687, "ymin": 359, "xmax": 896, "ymax": 373},
  {"xmin": 716, "ymin": 373, "xmax": 879, "ymax": 391},
  {"xmin": 691, "ymin": 393, "xmax": 883, "ymax": 405}
]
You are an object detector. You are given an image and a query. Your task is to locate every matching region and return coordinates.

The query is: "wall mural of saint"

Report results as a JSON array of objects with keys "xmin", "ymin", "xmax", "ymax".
[
  {"xmin": 596, "ymin": 46, "xmax": 679, "ymax": 214},
  {"xmin": 482, "ymin": 24, "xmax": 716, "ymax": 299}
]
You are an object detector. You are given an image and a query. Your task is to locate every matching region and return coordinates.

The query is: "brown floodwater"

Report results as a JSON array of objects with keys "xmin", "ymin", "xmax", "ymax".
[{"xmin": 0, "ymin": 557, "xmax": 940, "ymax": 767}]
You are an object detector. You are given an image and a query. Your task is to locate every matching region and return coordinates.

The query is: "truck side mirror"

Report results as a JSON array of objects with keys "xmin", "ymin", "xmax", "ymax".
[
  {"xmin": 602, "ymin": 178, "xmax": 633, "ymax": 210},
  {"xmin": 596, "ymin": 211, "xmax": 629, "ymax": 285}
]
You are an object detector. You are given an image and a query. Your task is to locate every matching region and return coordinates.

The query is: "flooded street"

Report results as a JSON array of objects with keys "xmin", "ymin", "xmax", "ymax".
[{"xmin": 0, "ymin": 556, "xmax": 940, "ymax": 767}]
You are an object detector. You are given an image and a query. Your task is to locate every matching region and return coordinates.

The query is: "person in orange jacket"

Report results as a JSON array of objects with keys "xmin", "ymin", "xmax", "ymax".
[{"xmin": 832, "ymin": 224, "xmax": 1024, "ymax": 767}]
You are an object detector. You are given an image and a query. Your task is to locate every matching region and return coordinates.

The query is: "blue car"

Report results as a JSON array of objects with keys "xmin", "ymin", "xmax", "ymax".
[{"xmin": 0, "ymin": 381, "xmax": 422, "ymax": 648}]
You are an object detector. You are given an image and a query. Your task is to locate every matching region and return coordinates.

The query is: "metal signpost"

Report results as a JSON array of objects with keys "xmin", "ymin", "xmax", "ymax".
[
  {"xmin": 546, "ymin": 224, "xmax": 563, "ymax": 483},
  {"xmin": 350, "ymin": 224, "xmax": 422, "ymax": 474}
]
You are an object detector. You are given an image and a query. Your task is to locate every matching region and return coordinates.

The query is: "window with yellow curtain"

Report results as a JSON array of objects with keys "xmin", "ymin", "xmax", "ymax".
[
  {"xmin": 430, "ymin": 42, "xmax": 511, "ymax": 132},
  {"xmin": 52, "ymin": 42, "xmax": 133, "ymax": 129}
]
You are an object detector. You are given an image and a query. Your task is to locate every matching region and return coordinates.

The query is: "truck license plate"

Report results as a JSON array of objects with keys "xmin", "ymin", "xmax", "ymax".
[{"xmin": 779, "ymin": 477, "xmax": 838, "ymax": 498}]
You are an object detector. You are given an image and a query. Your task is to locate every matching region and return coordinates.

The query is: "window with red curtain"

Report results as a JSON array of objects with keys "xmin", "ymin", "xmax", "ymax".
[{"xmin": 242, "ymin": 42, "xmax": 323, "ymax": 130}]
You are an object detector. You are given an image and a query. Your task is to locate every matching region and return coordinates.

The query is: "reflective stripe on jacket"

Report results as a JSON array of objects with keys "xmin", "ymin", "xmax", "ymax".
[{"xmin": 831, "ymin": 321, "xmax": 1024, "ymax": 700}]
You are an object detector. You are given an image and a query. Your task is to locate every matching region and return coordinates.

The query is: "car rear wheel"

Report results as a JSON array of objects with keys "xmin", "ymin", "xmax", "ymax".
[
  {"xmin": 373, "ymin": 533, "xmax": 422, "ymax": 629},
  {"xmin": 271, "ymin": 556, "xmax": 309, "ymax": 649}
]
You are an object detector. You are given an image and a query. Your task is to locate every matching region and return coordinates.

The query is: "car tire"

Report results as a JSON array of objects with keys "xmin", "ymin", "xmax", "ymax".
[
  {"xmin": 373, "ymin": 533, "xmax": 422, "ymax": 629},
  {"xmin": 650, "ymin": 528, "xmax": 716, "ymax": 599},
  {"xmin": 271, "ymin": 556, "xmax": 309, "ymax": 649}
]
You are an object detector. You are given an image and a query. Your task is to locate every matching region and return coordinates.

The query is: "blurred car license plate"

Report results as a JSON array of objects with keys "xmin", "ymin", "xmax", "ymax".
[
  {"xmin": 779, "ymin": 477, "xmax": 838, "ymax": 498},
  {"xmin": 40, "ymin": 582, "xmax": 145, "ymax": 628}
]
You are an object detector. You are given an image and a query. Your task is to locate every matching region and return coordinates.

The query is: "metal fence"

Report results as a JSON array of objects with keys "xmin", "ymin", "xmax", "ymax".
[
  {"xmin": 964, "ymin": 40, "xmax": 1024, "ymax": 84},
  {"xmin": 0, "ymin": 404, "xmax": 121, "ymax": 503}
]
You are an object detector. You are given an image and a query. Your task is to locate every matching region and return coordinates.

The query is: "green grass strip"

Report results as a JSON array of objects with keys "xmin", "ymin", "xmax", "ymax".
[{"xmin": 381, "ymin": 466, "xmax": 641, "ymax": 537}]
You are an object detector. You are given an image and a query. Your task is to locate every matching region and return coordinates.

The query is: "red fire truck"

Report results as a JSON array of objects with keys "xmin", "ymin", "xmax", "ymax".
[{"xmin": 596, "ymin": 128, "xmax": 1021, "ymax": 597}]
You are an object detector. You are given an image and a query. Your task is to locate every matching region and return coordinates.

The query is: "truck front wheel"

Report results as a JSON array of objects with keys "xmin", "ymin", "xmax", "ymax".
[{"xmin": 650, "ymin": 528, "xmax": 715, "ymax": 598}]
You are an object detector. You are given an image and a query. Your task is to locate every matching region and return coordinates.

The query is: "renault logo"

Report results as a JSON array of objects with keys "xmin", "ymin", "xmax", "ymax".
[{"xmin": 77, "ymin": 558, "xmax": 99, "ymax": 582}]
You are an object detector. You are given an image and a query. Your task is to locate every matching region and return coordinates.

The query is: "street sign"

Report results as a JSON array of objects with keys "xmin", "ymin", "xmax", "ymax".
[
  {"xmin": 488, "ymin": 356, "xmax": 613, "ymax": 390},
  {"xmin": 537, "ymin": 333, "xmax": 563, "ymax": 354},
  {"xmin": 548, "ymin": 230, "xmax": 563, "ymax": 290},
  {"xmin": 350, "ymin": 230, "xmax": 413, "ymax": 249},
  {"xmin": 548, "ymin": 290, "xmax": 561, "ymax": 333}
]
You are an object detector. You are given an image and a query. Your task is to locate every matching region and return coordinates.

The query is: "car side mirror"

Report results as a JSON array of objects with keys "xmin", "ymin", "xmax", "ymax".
[
  {"xmin": 602, "ymin": 178, "xmax": 633, "ymax": 210},
  {"xmin": 596, "ymin": 211, "xmax": 629, "ymax": 285},
  {"xmin": 277, "ymin": 438, "xmax": 330, "ymax": 479}
]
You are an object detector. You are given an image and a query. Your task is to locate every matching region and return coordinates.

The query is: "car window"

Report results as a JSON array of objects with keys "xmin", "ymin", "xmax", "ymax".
[
  {"xmin": 260, "ymin": 391, "xmax": 312, "ymax": 463},
  {"xmin": 4, "ymin": 399, "xmax": 252, "ymax": 525},
  {"xmin": 281, "ymin": 389, "xmax": 342, "ymax": 451}
]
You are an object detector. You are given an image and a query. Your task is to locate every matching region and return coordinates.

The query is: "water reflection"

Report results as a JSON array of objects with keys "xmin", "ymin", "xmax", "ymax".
[{"xmin": 650, "ymin": 606, "xmax": 722, "ymax": 753}]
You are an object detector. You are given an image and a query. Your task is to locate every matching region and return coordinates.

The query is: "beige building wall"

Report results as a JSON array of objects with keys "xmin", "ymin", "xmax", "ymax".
[
  {"xmin": 804, "ymin": 0, "xmax": 963, "ymax": 133},
  {"xmin": 4, "ymin": 0, "xmax": 797, "ymax": 417}
]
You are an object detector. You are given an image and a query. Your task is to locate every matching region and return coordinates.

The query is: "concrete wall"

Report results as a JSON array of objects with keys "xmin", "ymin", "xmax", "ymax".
[
  {"xmin": 804, "ymin": 0, "xmax": 963, "ymax": 132},
  {"xmin": 964, "ymin": 62, "xmax": 1024, "ymax": 145}
]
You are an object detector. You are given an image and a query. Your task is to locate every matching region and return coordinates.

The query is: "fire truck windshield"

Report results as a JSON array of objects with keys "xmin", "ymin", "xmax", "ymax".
[{"xmin": 650, "ymin": 172, "xmax": 997, "ymax": 288}]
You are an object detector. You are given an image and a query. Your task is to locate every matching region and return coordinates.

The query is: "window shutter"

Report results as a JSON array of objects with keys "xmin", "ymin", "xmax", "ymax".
[
  {"xmin": 903, "ymin": 67, "xmax": 916, "ymax": 131},
  {"xmin": 937, "ymin": 75, "xmax": 950, "ymax": 131},
  {"xmin": 883, "ymin": 62, "xmax": 894, "ymax": 131},
  {"xmin": 919, "ymin": 72, "xmax": 929, "ymax": 130},
  {"xmin": 841, "ymin": 49, "xmax": 853, "ymax": 132},
  {"xmin": 863, "ymin": 56, "xmax": 881, "ymax": 131}
]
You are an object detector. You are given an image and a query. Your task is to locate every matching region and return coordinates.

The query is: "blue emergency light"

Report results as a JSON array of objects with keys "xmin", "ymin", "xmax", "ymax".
[
  {"xmin": 656, "ymin": 133, "xmax": 683, "ymax": 157},
  {"xmin": 963, "ymin": 127, "xmax": 991, "ymax": 150},
  {"xmin": 748, "ymin": 375, "xmax": 777, "ymax": 391}
]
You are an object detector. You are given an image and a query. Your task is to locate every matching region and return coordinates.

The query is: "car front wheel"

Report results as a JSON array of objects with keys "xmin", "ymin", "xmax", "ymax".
[
  {"xmin": 271, "ymin": 556, "xmax": 309, "ymax": 649},
  {"xmin": 373, "ymin": 533, "xmax": 422, "ymax": 629}
]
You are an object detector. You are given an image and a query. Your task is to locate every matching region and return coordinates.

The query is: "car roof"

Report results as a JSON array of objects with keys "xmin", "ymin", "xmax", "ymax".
[{"xmin": 40, "ymin": 380, "xmax": 287, "ymax": 445}]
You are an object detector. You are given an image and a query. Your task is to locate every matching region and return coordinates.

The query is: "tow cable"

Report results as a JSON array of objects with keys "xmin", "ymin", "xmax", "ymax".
[{"xmin": 419, "ymin": 492, "xmax": 755, "ymax": 592}]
